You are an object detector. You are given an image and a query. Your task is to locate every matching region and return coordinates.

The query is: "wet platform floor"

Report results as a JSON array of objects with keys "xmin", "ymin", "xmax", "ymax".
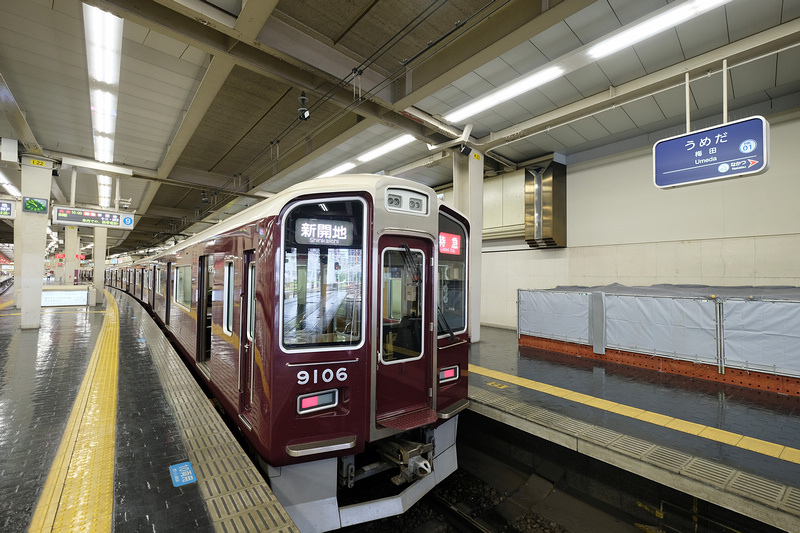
[
  {"xmin": 467, "ymin": 326, "xmax": 800, "ymax": 531},
  {"xmin": 0, "ymin": 287, "xmax": 295, "ymax": 532}
]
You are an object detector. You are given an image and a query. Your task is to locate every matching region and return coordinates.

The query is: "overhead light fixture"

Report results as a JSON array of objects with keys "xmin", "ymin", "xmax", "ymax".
[
  {"xmin": 83, "ymin": 3, "xmax": 123, "ymax": 165},
  {"xmin": 97, "ymin": 174, "xmax": 112, "ymax": 208},
  {"xmin": 587, "ymin": 0, "xmax": 732, "ymax": 60},
  {"xmin": 316, "ymin": 162, "xmax": 356, "ymax": 179},
  {"xmin": 357, "ymin": 134, "xmax": 415, "ymax": 162},
  {"xmin": 0, "ymin": 168, "xmax": 21, "ymax": 197},
  {"xmin": 444, "ymin": 66, "xmax": 564, "ymax": 123}
]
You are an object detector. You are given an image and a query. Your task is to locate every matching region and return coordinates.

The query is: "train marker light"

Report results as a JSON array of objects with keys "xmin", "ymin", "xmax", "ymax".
[
  {"xmin": 439, "ymin": 365, "xmax": 459, "ymax": 384},
  {"xmin": 297, "ymin": 389, "xmax": 339, "ymax": 414}
]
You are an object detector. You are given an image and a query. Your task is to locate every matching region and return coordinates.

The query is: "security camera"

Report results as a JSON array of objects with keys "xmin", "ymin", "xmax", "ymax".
[{"xmin": 298, "ymin": 91, "xmax": 309, "ymax": 120}]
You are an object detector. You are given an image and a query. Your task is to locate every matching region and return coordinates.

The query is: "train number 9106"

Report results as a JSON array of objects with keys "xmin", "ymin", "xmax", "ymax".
[{"xmin": 297, "ymin": 367, "xmax": 348, "ymax": 385}]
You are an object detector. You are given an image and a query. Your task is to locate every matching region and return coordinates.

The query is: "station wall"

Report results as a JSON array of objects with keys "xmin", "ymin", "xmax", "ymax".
[{"xmin": 478, "ymin": 109, "xmax": 800, "ymax": 330}]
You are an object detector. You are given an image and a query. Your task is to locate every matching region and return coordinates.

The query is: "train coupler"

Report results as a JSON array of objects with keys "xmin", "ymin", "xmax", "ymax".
[{"xmin": 376, "ymin": 439, "xmax": 434, "ymax": 486}]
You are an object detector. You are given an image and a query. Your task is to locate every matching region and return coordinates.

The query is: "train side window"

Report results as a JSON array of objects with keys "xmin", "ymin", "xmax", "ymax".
[
  {"xmin": 281, "ymin": 198, "xmax": 365, "ymax": 350},
  {"xmin": 437, "ymin": 212, "xmax": 468, "ymax": 336},
  {"xmin": 247, "ymin": 262, "xmax": 255, "ymax": 341},
  {"xmin": 155, "ymin": 268, "xmax": 163, "ymax": 295},
  {"xmin": 174, "ymin": 265, "xmax": 192, "ymax": 309},
  {"xmin": 223, "ymin": 260, "xmax": 234, "ymax": 336}
]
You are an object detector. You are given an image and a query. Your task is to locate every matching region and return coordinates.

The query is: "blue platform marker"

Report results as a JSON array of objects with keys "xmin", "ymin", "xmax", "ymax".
[{"xmin": 169, "ymin": 461, "xmax": 197, "ymax": 487}]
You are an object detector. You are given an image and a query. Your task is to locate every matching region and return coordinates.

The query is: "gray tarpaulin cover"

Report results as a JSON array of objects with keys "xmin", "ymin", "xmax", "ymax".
[
  {"xmin": 605, "ymin": 295, "xmax": 717, "ymax": 363},
  {"xmin": 517, "ymin": 284, "xmax": 800, "ymax": 377},
  {"xmin": 724, "ymin": 299, "xmax": 800, "ymax": 374},
  {"xmin": 518, "ymin": 290, "xmax": 589, "ymax": 343}
]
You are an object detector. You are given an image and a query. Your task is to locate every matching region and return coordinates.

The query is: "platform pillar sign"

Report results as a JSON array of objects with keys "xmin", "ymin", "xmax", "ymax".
[
  {"xmin": 653, "ymin": 116, "xmax": 769, "ymax": 188},
  {"xmin": 16, "ymin": 156, "xmax": 53, "ymax": 328}
]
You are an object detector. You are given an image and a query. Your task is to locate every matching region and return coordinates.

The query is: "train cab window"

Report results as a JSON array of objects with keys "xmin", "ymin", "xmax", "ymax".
[
  {"xmin": 223, "ymin": 260, "xmax": 234, "ymax": 335},
  {"xmin": 438, "ymin": 212, "xmax": 468, "ymax": 336},
  {"xmin": 281, "ymin": 198, "xmax": 365, "ymax": 349},
  {"xmin": 174, "ymin": 265, "xmax": 192, "ymax": 309},
  {"xmin": 381, "ymin": 247, "xmax": 425, "ymax": 363}
]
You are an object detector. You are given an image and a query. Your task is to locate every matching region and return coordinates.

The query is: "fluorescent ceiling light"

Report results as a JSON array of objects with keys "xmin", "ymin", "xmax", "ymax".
[
  {"xmin": 83, "ymin": 4, "xmax": 123, "ymax": 86},
  {"xmin": 588, "ymin": 0, "xmax": 732, "ymax": 59},
  {"xmin": 316, "ymin": 162, "xmax": 356, "ymax": 179},
  {"xmin": 90, "ymin": 89, "xmax": 118, "ymax": 134},
  {"xmin": 357, "ymin": 134, "xmax": 415, "ymax": 162},
  {"xmin": 444, "ymin": 66, "xmax": 564, "ymax": 123},
  {"xmin": 94, "ymin": 135, "xmax": 115, "ymax": 163},
  {"xmin": 97, "ymin": 174, "xmax": 112, "ymax": 207},
  {"xmin": 0, "ymin": 169, "xmax": 21, "ymax": 197}
]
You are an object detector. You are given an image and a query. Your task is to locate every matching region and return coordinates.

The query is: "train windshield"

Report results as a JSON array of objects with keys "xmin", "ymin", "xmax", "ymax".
[
  {"xmin": 438, "ymin": 212, "xmax": 468, "ymax": 336},
  {"xmin": 282, "ymin": 199, "xmax": 365, "ymax": 349}
]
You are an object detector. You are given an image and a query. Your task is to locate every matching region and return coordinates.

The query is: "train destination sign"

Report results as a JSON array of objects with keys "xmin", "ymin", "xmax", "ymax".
[
  {"xmin": 52, "ymin": 206, "xmax": 135, "ymax": 230},
  {"xmin": 0, "ymin": 200, "xmax": 14, "ymax": 219},
  {"xmin": 653, "ymin": 116, "xmax": 769, "ymax": 188},
  {"xmin": 295, "ymin": 218, "xmax": 354, "ymax": 246}
]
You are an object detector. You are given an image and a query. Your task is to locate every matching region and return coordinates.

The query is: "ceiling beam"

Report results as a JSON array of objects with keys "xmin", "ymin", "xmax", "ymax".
[
  {"xmin": 0, "ymin": 73, "xmax": 43, "ymax": 155},
  {"xmin": 392, "ymin": 0, "xmax": 595, "ymax": 110}
]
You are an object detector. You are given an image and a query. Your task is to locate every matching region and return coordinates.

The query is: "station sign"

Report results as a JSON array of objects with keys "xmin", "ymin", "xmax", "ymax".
[
  {"xmin": 295, "ymin": 218, "xmax": 354, "ymax": 246},
  {"xmin": 52, "ymin": 206, "xmax": 135, "ymax": 230},
  {"xmin": 0, "ymin": 200, "xmax": 14, "ymax": 219},
  {"xmin": 653, "ymin": 116, "xmax": 769, "ymax": 188}
]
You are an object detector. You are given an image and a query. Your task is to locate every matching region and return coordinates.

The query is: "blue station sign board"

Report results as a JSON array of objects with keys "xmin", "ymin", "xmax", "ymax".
[{"xmin": 653, "ymin": 116, "xmax": 769, "ymax": 188}]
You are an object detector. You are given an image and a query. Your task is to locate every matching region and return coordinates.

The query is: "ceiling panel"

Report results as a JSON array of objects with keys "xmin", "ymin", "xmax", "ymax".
[
  {"xmin": 564, "ymin": 1, "xmax": 620, "ymax": 44},
  {"xmin": 675, "ymin": 10, "xmax": 730, "ymax": 59},
  {"xmin": 731, "ymin": 57, "xmax": 778, "ymax": 99},
  {"xmin": 632, "ymin": 30, "xmax": 685, "ymax": 74},
  {"xmin": 593, "ymin": 106, "xmax": 638, "ymax": 135},
  {"xmin": 569, "ymin": 116, "xmax": 611, "ymax": 142},
  {"xmin": 594, "ymin": 47, "xmax": 646, "ymax": 86},
  {"xmin": 726, "ymin": 0, "xmax": 783, "ymax": 42},
  {"xmin": 529, "ymin": 21, "xmax": 583, "ymax": 60},
  {"xmin": 621, "ymin": 96, "xmax": 666, "ymax": 129},
  {"xmin": 565, "ymin": 62, "xmax": 612, "ymax": 98}
]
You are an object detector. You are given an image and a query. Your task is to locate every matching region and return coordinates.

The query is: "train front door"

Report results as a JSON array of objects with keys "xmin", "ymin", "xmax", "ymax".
[{"xmin": 375, "ymin": 235, "xmax": 437, "ymax": 429}]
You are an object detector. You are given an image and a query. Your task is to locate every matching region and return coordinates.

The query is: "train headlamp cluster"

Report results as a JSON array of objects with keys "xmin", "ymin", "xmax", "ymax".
[{"xmin": 297, "ymin": 389, "xmax": 339, "ymax": 415}]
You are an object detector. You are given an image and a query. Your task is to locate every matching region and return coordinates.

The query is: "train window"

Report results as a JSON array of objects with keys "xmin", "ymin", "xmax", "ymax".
[
  {"xmin": 155, "ymin": 268, "xmax": 163, "ymax": 295},
  {"xmin": 223, "ymin": 260, "xmax": 234, "ymax": 335},
  {"xmin": 281, "ymin": 198, "xmax": 365, "ymax": 349},
  {"xmin": 380, "ymin": 247, "xmax": 425, "ymax": 363},
  {"xmin": 438, "ymin": 212, "xmax": 468, "ymax": 336},
  {"xmin": 174, "ymin": 265, "xmax": 192, "ymax": 309}
]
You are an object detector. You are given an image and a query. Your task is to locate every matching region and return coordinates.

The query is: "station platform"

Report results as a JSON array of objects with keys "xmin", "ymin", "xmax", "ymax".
[
  {"xmin": 0, "ymin": 286, "xmax": 296, "ymax": 532},
  {"xmin": 467, "ymin": 327, "xmax": 800, "ymax": 532}
]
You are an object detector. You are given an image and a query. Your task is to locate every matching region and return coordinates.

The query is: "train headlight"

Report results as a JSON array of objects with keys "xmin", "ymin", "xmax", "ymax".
[
  {"xmin": 297, "ymin": 389, "xmax": 339, "ymax": 415},
  {"xmin": 438, "ymin": 365, "xmax": 459, "ymax": 384}
]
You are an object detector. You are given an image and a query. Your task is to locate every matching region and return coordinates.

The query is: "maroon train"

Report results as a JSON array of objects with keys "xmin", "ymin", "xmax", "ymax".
[{"xmin": 107, "ymin": 175, "xmax": 470, "ymax": 531}]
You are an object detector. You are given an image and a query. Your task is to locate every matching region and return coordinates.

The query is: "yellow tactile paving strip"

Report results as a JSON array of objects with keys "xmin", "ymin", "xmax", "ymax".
[
  {"xmin": 29, "ymin": 291, "xmax": 119, "ymax": 533},
  {"xmin": 470, "ymin": 364, "xmax": 800, "ymax": 465}
]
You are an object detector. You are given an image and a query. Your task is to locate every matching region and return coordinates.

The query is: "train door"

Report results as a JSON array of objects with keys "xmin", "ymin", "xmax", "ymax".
[
  {"xmin": 375, "ymin": 235, "xmax": 436, "ymax": 429},
  {"xmin": 238, "ymin": 250, "xmax": 256, "ymax": 421},
  {"xmin": 197, "ymin": 255, "xmax": 213, "ymax": 365}
]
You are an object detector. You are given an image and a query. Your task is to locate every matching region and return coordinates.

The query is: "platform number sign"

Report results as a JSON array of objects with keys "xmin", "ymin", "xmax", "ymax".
[{"xmin": 169, "ymin": 461, "xmax": 197, "ymax": 487}]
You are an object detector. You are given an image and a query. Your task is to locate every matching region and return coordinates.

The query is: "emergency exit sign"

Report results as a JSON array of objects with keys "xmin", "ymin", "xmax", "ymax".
[{"xmin": 654, "ymin": 116, "xmax": 769, "ymax": 188}]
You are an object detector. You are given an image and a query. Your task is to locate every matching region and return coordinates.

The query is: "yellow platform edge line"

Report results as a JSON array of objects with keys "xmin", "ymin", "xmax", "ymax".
[
  {"xmin": 28, "ymin": 291, "xmax": 119, "ymax": 533},
  {"xmin": 0, "ymin": 299, "xmax": 13, "ymax": 311},
  {"xmin": 469, "ymin": 364, "xmax": 799, "ymax": 465}
]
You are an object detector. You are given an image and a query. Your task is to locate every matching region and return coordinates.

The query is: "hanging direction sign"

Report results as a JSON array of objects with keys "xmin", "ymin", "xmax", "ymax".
[
  {"xmin": 654, "ymin": 116, "xmax": 769, "ymax": 188},
  {"xmin": 52, "ymin": 206, "xmax": 135, "ymax": 230}
]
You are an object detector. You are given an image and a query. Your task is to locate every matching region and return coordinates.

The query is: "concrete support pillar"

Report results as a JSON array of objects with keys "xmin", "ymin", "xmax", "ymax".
[
  {"xmin": 17, "ymin": 157, "xmax": 53, "ymax": 329},
  {"xmin": 93, "ymin": 227, "xmax": 107, "ymax": 305},
  {"xmin": 452, "ymin": 149, "xmax": 483, "ymax": 342},
  {"xmin": 64, "ymin": 226, "xmax": 79, "ymax": 284}
]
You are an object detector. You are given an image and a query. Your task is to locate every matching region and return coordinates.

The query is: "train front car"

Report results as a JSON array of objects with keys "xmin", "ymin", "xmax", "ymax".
[{"xmin": 264, "ymin": 176, "xmax": 470, "ymax": 531}]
